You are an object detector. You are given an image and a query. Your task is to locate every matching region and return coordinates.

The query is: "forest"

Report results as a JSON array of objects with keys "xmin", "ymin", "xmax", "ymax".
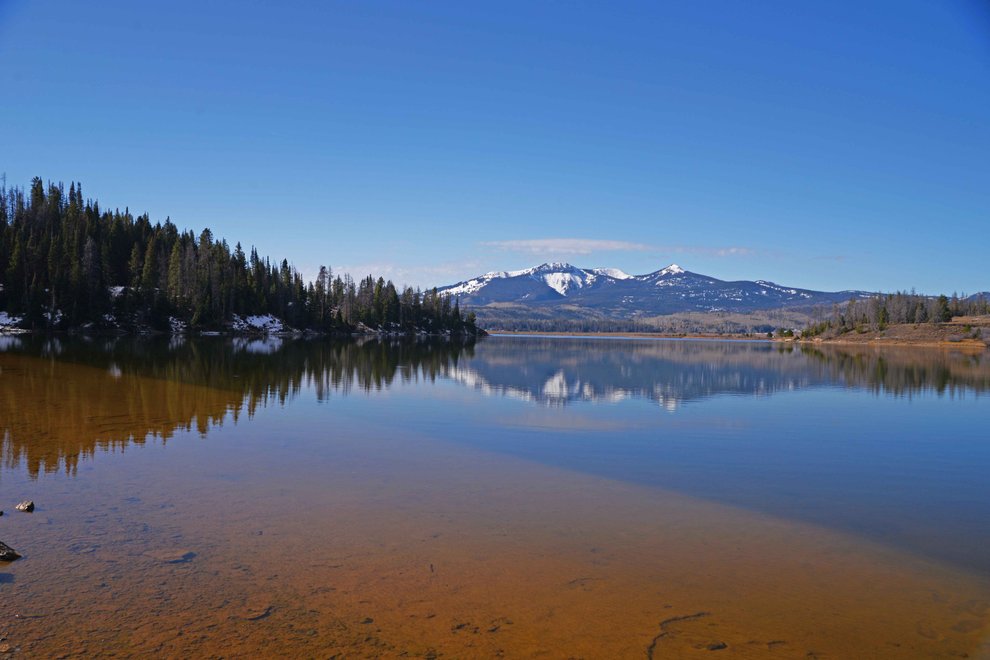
[
  {"xmin": 0, "ymin": 178, "xmax": 479, "ymax": 335},
  {"xmin": 803, "ymin": 291, "xmax": 989, "ymax": 337}
]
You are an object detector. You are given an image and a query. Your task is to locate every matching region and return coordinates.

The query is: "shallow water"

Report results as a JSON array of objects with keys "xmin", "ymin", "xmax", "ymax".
[{"xmin": 1, "ymin": 335, "xmax": 988, "ymax": 657}]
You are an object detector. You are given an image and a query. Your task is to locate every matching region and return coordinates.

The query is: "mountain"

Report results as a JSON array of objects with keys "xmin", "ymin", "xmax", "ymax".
[
  {"xmin": 441, "ymin": 262, "xmax": 633, "ymax": 304},
  {"xmin": 439, "ymin": 263, "xmax": 873, "ymax": 328}
]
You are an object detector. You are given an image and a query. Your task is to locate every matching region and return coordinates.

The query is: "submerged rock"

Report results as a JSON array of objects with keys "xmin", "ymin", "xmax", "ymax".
[
  {"xmin": 0, "ymin": 541, "xmax": 20, "ymax": 561},
  {"xmin": 147, "ymin": 549, "xmax": 196, "ymax": 564},
  {"xmin": 14, "ymin": 501, "xmax": 34, "ymax": 513}
]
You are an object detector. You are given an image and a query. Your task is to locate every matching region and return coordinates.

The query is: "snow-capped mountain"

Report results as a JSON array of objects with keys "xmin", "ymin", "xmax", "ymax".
[
  {"xmin": 438, "ymin": 262, "xmax": 871, "ymax": 317},
  {"xmin": 441, "ymin": 262, "xmax": 631, "ymax": 304}
]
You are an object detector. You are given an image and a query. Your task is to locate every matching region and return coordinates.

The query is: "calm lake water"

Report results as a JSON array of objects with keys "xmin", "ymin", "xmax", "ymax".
[{"xmin": 1, "ymin": 334, "xmax": 988, "ymax": 657}]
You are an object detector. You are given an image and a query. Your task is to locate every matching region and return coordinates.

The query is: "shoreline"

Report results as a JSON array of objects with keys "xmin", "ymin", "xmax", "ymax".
[
  {"xmin": 796, "ymin": 337, "xmax": 988, "ymax": 350},
  {"xmin": 4, "ymin": 326, "xmax": 985, "ymax": 350},
  {"xmin": 0, "ymin": 327, "xmax": 486, "ymax": 340},
  {"xmin": 489, "ymin": 330, "xmax": 769, "ymax": 342},
  {"xmin": 487, "ymin": 330, "xmax": 989, "ymax": 350}
]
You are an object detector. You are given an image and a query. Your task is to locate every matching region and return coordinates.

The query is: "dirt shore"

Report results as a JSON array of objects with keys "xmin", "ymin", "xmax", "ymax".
[{"xmin": 799, "ymin": 317, "xmax": 990, "ymax": 350}]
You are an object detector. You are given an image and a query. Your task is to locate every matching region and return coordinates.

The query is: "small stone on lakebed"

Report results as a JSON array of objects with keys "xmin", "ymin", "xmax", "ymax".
[
  {"xmin": 147, "ymin": 549, "xmax": 196, "ymax": 564},
  {"xmin": 15, "ymin": 501, "xmax": 34, "ymax": 513},
  {"xmin": 0, "ymin": 541, "xmax": 21, "ymax": 561}
]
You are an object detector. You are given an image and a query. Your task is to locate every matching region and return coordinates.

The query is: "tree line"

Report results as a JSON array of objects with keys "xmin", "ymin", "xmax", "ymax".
[
  {"xmin": 0, "ymin": 177, "xmax": 478, "ymax": 334},
  {"xmin": 803, "ymin": 291, "xmax": 989, "ymax": 337}
]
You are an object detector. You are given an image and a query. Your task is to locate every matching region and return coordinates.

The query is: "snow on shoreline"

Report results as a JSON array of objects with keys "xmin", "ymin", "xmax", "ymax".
[
  {"xmin": 0, "ymin": 311, "xmax": 26, "ymax": 334},
  {"xmin": 229, "ymin": 314, "xmax": 288, "ymax": 334}
]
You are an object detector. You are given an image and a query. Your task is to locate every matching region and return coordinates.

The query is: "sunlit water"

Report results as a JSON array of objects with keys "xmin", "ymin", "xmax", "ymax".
[{"xmin": 1, "ymin": 335, "xmax": 988, "ymax": 657}]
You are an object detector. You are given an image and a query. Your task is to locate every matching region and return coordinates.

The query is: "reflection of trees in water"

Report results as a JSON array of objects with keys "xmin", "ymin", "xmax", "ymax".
[
  {"xmin": 2, "ymin": 336, "xmax": 986, "ymax": 477},
  {"xmin": 455, "ymin": 338, "xmax": 990, "ymax": 406},
  {"xmin": 0, "ymin": 352, "xmax": 242, "ymax": 478},
  {"xmin": 799, "ymin": 344, "xmax": 990, "ymax": 397},
  {"xmin": 0, "ymin": 337, "xmax": 475, "ymax": 478}
]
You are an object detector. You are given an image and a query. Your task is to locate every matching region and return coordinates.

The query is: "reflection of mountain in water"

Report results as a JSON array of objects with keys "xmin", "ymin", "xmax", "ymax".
[
  {"xmin": 454, "ymin": 338, "xmax": 990, "ymax": 407},
  {"xmin": 3, "ymin": 335, "xmax": 988, "ymax": 477},
  {"xmin": 454, "ymin": 339, "xmax": 813, "ymax": 409},
  {"xmin": 0, "ymin": 336, "xmax": 474, "ymax": 478}
]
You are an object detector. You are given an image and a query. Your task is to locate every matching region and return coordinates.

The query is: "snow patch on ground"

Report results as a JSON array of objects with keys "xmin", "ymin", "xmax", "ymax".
[
  {"xmin": 444, "ymin": 278, "xmax": 490, "ymax": 296},
  {"xmin": 0, "ymin": 311, "xmax": 24, "ymax": 328},
  {"xmin": 230, "ymin": 314, "xmax": 287, "ymax": 334},
  {"xmin": 108, "ymin": 286, "xmax": 126, "ymax": 299},
  {"xmin": 539, "ymin": 272, "xmax": 588, "ymax": 296},
  {"xmin": 756, "ymin": 281, "xmax": 799, "ymax": 295},
  {"xmin": 591, "ymin": 267, "xmax": 631, "ymax": 280}
]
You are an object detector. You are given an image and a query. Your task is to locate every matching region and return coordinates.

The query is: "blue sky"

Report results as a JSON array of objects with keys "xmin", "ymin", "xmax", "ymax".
[{"xmin": 1, "ymin": 1, "xmax": 987, "ymax": 294}]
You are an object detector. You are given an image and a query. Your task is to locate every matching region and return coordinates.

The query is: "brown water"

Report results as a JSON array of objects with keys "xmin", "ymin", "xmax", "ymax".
[{"xmin": 1, "ymin": 336, "xmax": 988, "ymax": 657}]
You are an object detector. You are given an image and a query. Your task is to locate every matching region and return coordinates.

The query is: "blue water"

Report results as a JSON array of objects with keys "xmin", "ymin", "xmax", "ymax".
[{"xmin": 2, "ymin": 334, "xmax": 988, "ymax": 577}]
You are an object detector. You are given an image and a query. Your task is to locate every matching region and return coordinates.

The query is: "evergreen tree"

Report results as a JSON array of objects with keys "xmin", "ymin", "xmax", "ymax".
[{"xmin": 0, "ymin": 177, "xmax": 480, "ymax": 335}]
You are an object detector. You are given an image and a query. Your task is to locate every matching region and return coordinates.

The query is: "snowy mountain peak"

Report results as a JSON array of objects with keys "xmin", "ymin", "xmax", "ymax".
[
  {"xmin": 591, "ymin": 267, "xmax": 632, "ymax": 280},
  {"xmin": 532, "ymin": 262, "xmax": 577, "ymax": 272},
  {"xmin": 532, "ymin": 264, "xmax": 592, "ymax": 296},
  {"xmin": 659, "ymin": 264, "xmax": 685, "ymax": 275}
]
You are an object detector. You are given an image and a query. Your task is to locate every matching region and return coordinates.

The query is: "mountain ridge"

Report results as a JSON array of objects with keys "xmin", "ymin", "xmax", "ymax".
[{"xmin": 439, "ymin": 262, "xmax": 872, "ymax": 319}]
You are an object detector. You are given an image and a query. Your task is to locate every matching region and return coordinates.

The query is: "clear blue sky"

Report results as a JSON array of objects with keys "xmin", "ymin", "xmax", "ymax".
[{"xmin": 1, "ymin": 1, "xmax": 987, "ymax": 294}]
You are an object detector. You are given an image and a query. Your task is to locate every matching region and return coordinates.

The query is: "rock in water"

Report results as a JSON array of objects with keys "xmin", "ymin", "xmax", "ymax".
[
  {"xmin": 0, "ymin": 541, "xmax": 20, "ymax": 561},
  {"xmin": 146, "ymin": 549, "xmax": 196, "ymax": 564},
  {"xmin": 14, "ymin": 501, "xmax": 34, "ymax": 513}
]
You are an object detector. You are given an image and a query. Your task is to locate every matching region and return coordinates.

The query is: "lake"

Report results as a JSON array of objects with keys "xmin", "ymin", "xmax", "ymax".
[{"xmin": 1, "ymin": 334, "xmax": 988, "ymax": 657}]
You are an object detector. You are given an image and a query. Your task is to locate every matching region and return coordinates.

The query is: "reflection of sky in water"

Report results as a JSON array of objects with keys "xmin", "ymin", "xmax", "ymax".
[
  {"xmin": 337, "ymin": 338, "xmax": 990, "ymax": 577},
  {"xmin": 453, "ymin": 337, "xmax": 990, "ymax": 409},
  {"xmin": 437, "ymin": 385, "xmax": 990, "ymax": 578}
]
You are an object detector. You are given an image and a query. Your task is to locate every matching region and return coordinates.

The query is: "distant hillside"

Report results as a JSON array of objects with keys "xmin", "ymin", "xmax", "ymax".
[{"xmin": 800, "ymin": 290, "xmax": 990, "ymax": 345}]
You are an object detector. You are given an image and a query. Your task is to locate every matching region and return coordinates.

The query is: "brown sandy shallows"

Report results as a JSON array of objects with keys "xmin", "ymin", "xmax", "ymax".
[{"xmin": 2, "ymin": 417, "xmax": 988, "ymax": 658}]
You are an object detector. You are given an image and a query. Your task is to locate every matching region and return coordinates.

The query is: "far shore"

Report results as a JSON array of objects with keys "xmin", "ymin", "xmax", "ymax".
[
  {"xmin": 4, "ymin": 324, "xmax": 986, "ymax": 350},
  {"xmin": 489, "ymin": 330, "xmax": 770, "ymax": 341},
  {"xmin": 795, "ymin": 316, "xmax": 989, "ymax": 351},
  {"xmin": 488, "ymin": 324, "xmax": 990, "ymax": 350},
  {"xmin": 795, "ymin": 337, "xmax": 988, "ymax": 350}
]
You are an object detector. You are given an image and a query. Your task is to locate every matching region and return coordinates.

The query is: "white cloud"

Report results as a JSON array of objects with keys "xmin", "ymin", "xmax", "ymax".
[
  {"xmin": 682, "ymin": 246, "xmax": 756, "ymax": 257},
  {"xmin": 482, "ymin": 238, "xmax": 755, "ymax": 258},
  {"xmin": 482, "ymin": 238, "xmax": 653, "ymax": 255},
  {"xmin": 331, "ymin": 259, "xmax": 486, "ymax": 289}
]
